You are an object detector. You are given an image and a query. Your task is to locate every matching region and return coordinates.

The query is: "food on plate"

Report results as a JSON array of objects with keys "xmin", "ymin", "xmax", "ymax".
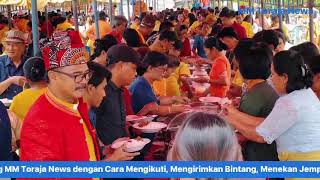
[{"xmin": 138, "ymin": 121, "xmax": 150, "ymax": 127}]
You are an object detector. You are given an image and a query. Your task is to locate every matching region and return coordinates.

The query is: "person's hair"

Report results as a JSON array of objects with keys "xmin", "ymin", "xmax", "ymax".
[
  {"xmin": 112, "ymin": 15, "xmax": 128, "ymax": 28},
  {"xmin": 289, "ymin": 42, "xmax": 320, "ymax": 60},
  {"xmin": 271, "ymin": 15, "xmax": 280, "ymax": 23},
  {"xmin": 23, "ymin": 57, "xmax": 46, "ymax": 82},
  {"xmin": 168, "ymin": 55, "xmax": 180, "ymax": 68},
  {"xmin": 253, "ymin": 30, "xmax": 279, "ymax": 50},
  {"xmin": 204, "ymin": 37, "xmax": 228, "ymax": 51},
  {"xmin": 219, "ymin": 8, "xmax": 236, "ymax": 18},
  {"xmin": 243, "ymin": 14, "xmax": 253, "ymax": 23},
  {"xmin": 159, "ymin": 21, "xmax": 174, "ymax": 33},
  {"xmin": 134, "ymin": 16, "xmax": 140, "ymax": 21},
  {"xmin": 137, "ymin": 51, "xmax": 169, "ymax": 76},
  {"xmin": 52, "ymin": 16, "xmax": 66, "ymax": 28},
  {"xmin": 99, "ymin": 11, "xmax": 106, "ymax": 20},
  {"xmin": 180, "ymin": 24, "xmax": 188, "ymax": 32},
  {"xmin": 123, "ymin": 28, "xmax": 141, "ymax": 48},
  {"xmin": 91, "ymin": 35, "xmax": 118, "ymax": 61},
  {"xmin": 275, "ymin": 29, "xmax": 287, "ymax": 42},
  {"xmin": 159, "ymin": 30, "xmax": 178, "ymax": 42},
  {"xmin": 87, "ymin": 61, "xmax": 112, "ymax": 87},
  {"xmin": 217, "ymin": 27, "xmax": 239, "ymax": 40},
  {"xmin": 305, "ymin": 55, "xmax": 320, "ymax": 75},
  {"xmin": 167, "ymin": 112, "xmax": 240, "ymax": 161},
  {"xmin": 234, "ymin": 40, "xmax": 273, "ymax": 80},
  {"xmin": 273, "ymin": 50, "xmax": 313, "ymax": 93}
]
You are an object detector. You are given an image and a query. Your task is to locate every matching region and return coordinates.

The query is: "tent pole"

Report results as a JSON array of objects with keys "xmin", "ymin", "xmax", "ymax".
[{"xmin": 31, "ymin": 0, "xmax": 40, "ymax": 56}]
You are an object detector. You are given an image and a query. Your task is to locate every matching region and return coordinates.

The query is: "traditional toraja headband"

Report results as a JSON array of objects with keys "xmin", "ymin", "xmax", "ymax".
[{"xmin": 40, "ymin": 30, "xmax": 89, "ymax": 71}]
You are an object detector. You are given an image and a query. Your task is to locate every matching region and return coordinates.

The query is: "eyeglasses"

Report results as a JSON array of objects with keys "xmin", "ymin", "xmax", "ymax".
[{"xmin": 52, "ymin": 70, "xmax": 92, "ymax": 83}]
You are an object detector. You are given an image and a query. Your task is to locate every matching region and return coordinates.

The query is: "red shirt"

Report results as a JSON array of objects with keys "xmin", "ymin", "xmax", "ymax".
[
  {"xmin": 20, "ymin": 92, "xmax": 100, "ymax": 164},
  {"xmin": 180, "ymin": 38, "xmax": 192, "ymax": 57},
  {"xmin": 231, "ymin": 22, "xmax": 247, "ymax": 40},
  {"xmin": 108, "ymin": 30, "xmax": 123, "ymax": 43}
]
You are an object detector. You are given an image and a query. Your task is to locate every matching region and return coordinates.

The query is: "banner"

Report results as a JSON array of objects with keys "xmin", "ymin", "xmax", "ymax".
[{"xmin": 1, "ymin": 161, "xmax": 320, "ymax": 178}]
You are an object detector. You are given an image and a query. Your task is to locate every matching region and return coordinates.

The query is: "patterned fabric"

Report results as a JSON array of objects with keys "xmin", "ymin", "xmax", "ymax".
[{"xmin": 40, "ymin": 30, "xmax": 89, "ymax": 70}]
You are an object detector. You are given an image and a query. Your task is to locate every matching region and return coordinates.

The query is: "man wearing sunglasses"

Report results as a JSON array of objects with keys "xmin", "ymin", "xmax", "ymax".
[{"xmin": 20, "ymin": 30, "xmax": 101, "ymax": 167}]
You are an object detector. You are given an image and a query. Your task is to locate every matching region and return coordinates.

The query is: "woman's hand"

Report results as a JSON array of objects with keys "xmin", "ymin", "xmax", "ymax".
[
  {"xmin": 221, "ymin": 104, "xmax": 240, "ymax": 118},
  {"xmin": 172, "ymin": 96, "xmax": 191, "ymax": 104},
  {"xmin": 137, "ymin": 102, "xmax": 159, "ymax": 116}
]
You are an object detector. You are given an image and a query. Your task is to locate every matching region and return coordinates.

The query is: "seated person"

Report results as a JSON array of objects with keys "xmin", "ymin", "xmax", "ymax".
[
  {"xmin": 10, "ymin": 57, "xmax": 47, "ymax": 121},
  {"xmin": 95, "ymin": 44, "xmax": 141, "ymax": 146},
  {"xmin": 129, "ymin": 51, "xmax": 189, "ymax": 116},
  {"xmin": 84, "ymin": 61, "xmax": 139, "ymax": 161}
]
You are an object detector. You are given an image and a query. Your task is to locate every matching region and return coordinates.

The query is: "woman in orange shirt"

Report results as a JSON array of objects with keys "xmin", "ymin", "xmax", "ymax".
[{"xmin": 201, "ymin": 37, "xmax": 231, "ymax": 97}]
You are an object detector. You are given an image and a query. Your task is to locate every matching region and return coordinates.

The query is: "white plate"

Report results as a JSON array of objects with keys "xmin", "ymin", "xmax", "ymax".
[
  {"xmin": 132, "ymin": 122, "xmax": 167, "ymax": 133},
  {"xmin": 0, "ymin": 98, "xmax": 12, "ymax": 107},
  {"xmin": 111, "ymin": 138, "xmax": 151, "ymax": 152},
  {"xmin": 126, "ymin": 115, "xmax": 157, "ymax": 122},
  {"xmin": 199, "ymin": 97, "xmax": 222, "ymax": 103}
]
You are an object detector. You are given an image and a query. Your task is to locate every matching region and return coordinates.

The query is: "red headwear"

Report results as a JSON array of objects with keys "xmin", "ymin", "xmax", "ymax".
[{"xmin": 40, "ymin": 30, "xmax": 89, "ymax": 71}]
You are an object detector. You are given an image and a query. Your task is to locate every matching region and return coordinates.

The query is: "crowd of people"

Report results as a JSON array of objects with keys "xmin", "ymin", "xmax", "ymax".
[{"xmin": 0, "ymin": 5, "xmax": 320, "ymax": 180}]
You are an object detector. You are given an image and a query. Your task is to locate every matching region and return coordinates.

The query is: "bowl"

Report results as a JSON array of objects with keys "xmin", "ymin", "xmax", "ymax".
[{"xmin": 111, "ymin": 138, "xmax": 151, "ymax": 152}]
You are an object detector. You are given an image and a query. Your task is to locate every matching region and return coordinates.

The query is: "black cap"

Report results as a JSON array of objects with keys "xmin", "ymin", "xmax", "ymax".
[{"xmin": 107, "ymin": 44, "xmax": 141, "ymax": 66}]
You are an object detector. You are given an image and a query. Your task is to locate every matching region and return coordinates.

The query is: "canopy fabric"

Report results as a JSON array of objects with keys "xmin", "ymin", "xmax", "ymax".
[
  {"xmin": 26, "ymin": 0, "xmax": 49, "ymax": 10},
  {"xmin": 0, "ymin": 0, "xmax": 25, "ymax": 6}
]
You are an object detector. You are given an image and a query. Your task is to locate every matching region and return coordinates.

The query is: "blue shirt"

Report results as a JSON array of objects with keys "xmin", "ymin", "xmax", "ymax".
[
  {"xmin": 0, "ymin": 55, "xmax": 26, "ymax": 99},
  {"xmin": 0, "ymin": 102, "xmax": 12, "ymax": 161},
  {"xmin": 192, "ymin": 35, "xmax": 207, "ymax": 58},
  {"xmin": 129, "ymin": 76, "xmax": 159, "ymax": 114}
]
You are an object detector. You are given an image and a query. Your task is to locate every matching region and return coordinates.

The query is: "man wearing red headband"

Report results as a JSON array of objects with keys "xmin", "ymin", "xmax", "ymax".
[{"xmin": 20, "ymin": 30, "xmax": 100, "ymax": 172}]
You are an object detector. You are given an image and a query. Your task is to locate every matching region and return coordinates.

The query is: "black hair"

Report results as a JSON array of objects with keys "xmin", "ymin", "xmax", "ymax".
[
  {"xmin": 219, "ymin": 8, "xmax": 236, "ymax": 18},
  {"xmin": 91, "ymin": 34, "xmax": 118, "ymax": 61},
  {"xmin": 134, "ymin": 16, "xmax": 140, "ymax": 21},
  {"xmin": 52, "ymin": 16, "xmax": 66, "ymax": 28},
  {"xmin": 23, "ymin": 57, "xmax": 46, "ymax": 82},
  {"xmin": 159, "ymin": 30, "xmax": 178, "ymax": 42},
  {"xmin": 289, "ymin": 42, "xmax": 320, "ymax": 60},
  {"xmin": 273, "ymin": 50, "xmax": 313, "ymax": 93},
  {"xmin": 180, "ymin": 25, "xmax": 188, "ymax": 32},
  {"xmin": 168, "ymin": 55, "xmax": 180, "ymax": 68},
  {"xmin": 159, "ymin": 21, "xmax": 174, "ymax": 33},
  {"xmin": 87, "ymin": 61, "xmax": 112, "ymax": 87},
  {"xmin": 243, "ymin": 15, "xmax": 253, "ymax": 23},
  {"xmin": 234, "ymin": 40, "xmax": 273, "ymax": 80},
  {"xmin": 137, "ymin": 51, "xmax": 169, "ymax": 76},
  {"xmin": 204, "ymin": 37, "xmax": 228, "ymax": 51},
  {"xmin": 305, "ymin": 55, "xmax": 320, "ymax": 75},
  {"xmin": 253, "ymin": 30, "xmax": 279, "ymax": 51},
  {"xmin": 123, "ymin": 28, "xmax": 141, "ymax": 48},
  {"xmin": 217, "ymin": 27, "xmax": 239, "ymax": 40},
  {"xmin": 99, "ymin": 11, "xmax": 106, "ymax": 20}
]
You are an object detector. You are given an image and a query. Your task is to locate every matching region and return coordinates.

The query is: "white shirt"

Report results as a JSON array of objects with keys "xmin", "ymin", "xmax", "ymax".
[{"xmin": 256, "ymin": 88, "xmax": 320, "ymax": 153}]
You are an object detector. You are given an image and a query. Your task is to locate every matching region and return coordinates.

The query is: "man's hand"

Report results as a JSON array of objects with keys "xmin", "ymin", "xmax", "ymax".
[{"xmin": 9, "ymin": 76, "xmax": 26, "ymax": 87}]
